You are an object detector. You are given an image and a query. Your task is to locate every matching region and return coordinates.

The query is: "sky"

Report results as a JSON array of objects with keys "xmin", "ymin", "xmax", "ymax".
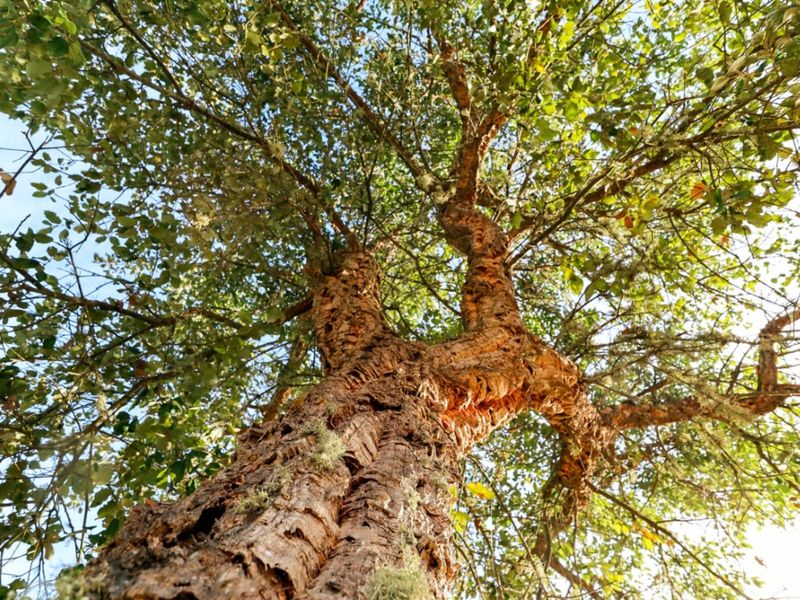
[
  {"xmin": 0, "ymin": 122, "xmax": 52, "ymax": 233},
  {"xmin": 2, "ymin": 110, "xmax": 800, "ymax": 598},
  {"xmin": 744, "ymin": 523, "xmax": 800, "ymax": 599}
]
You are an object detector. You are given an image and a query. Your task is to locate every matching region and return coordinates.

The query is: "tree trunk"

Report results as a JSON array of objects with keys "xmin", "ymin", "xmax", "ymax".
[
  {"xmin": 87, "ymin": 360, "xmax": 462, "ymax": 599},
  {"xmin": 78, "ymin": 253, "xmax": 485, "ymax": 599},
  {"xmin": 81, "ymin": 199, "xmax": 611, "ymax": 598},
  {"xmin": 77, "ymin": 200, "xmax": 799, "ymax": 598}
]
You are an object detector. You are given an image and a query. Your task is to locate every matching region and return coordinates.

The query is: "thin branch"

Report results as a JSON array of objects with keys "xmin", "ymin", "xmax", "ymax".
[
  {"xmin": 269, "ymin": 0, "xmax": 428, "ymax": 182},
  {"xmin": 549, "ymin": 556, "xmax": 604, "ymax": 600},
  {"xmin": 261, "ymin": 320, "xmax": 311, "ymax": 420},
  {"xmin": 506, "ymin": 73, "xmax": 798, "ymax": 260},
  {"xmin": 99, "ymin": 0, "xmax": 183, "ymax": 94},
  {"xmin": 2, "ymin": 247, "xmax": 312, "ymax": 328},
  {"xmin": 508, "ymin": 151, "xmax": 676, "ymax": 259},
  {"xmin": 590, "ymin": 484, "xmax": 755, "ymax": 600},
  {"xmin": 75, "ymin": 27, "xmax": 359, "ymax": 247},
  {"xmin": 78, "ymin": 40, "xmax": 320, "ymax": 196},
  {"xmin": 0, "ymin": 136, "xmax": 51, "ymax": 200}
]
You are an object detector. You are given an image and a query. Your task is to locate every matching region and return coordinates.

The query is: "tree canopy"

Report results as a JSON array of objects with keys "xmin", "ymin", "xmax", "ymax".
[{"xmin": 1, "ymin": 0, "xmax": 800, "ymax": 597}]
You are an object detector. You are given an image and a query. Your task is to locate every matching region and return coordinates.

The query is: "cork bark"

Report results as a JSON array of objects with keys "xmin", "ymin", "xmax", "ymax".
[
  {"xmin": 80, "ymin": 228, "xmax": 799, "ymax": 599},
  {"xmin": 78, "ymin": 212, "xmax": 584, "ymax": 596},
  {"xmin": 79, "ymin": 172, "xmax": 799, "ymax": 598}
]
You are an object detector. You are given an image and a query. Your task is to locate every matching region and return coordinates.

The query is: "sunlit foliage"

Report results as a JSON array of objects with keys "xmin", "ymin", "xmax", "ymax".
[{"xmin": 1, "ymin": 0, "xmax": 799, "ymax": 597}]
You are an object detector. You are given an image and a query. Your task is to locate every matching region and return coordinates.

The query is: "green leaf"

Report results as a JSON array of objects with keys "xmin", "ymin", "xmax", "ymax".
[
  {"xmin": 1, "ymin": 0, "xmax": 798, "ymax": 593},
  {"xmin": 43, "ymin": 210, "xmax": 61, "ymax": 224},
  {"xmin": 46, "ymin": 36, "xmax": 70, "ymax": 57},
  {"xmin": 717, "ymin": 1, "xmax": 732, "ymax": 25},
  {"xmin": 243, "ymin": 30, "xmax": 262, "ymax": 51},
  {"xmin": 94, "ymin": 463, "xmax": 116, "ymax": 485},
  {"xmin": 568, "ymin": 274, "xmax": 584, "ymax": 295},
  {"xmin": 28, "ymin": 14, "xmax": 51, "ymax": 32},
  {"xmin": 0, "ymin": 29, "xmax": 19, "ymax": 49},
  {"xmin": 710, "ymin": 215, "xmax": 727, "ymax": 235},
  {"xmin": 26, "ymin": 58, "xmax": 51, "ymax": 79},
  {"xmin": 779, "ymin": 56, "xmax": 799, "ymax": 78}
]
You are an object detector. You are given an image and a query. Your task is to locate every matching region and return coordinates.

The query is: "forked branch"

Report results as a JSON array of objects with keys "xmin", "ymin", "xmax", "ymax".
[{"xmin": 601, "ymin": 308, "xmax": 800, "ymax": 430}]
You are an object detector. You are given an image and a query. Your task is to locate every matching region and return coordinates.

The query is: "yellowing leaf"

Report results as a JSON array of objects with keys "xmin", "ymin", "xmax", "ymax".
[
  {"xmin": 0, "ymin": 171, "xmax": 15, "ymax": 196},
  {"xmin": 640, "ymin": 528, "xmax": 658, "ymax": 542},
  {"xmin": 641, "ymin": 194, "xmax": 660, "ymax": 211},
  {"xmin": 451, "ymin": 509, "xmax": 469, "ymax": 533},
  {"xmin": 690, "ymin": 181, "xmax": 707, "ymax": 200},
  {"xmin": 447, "ymin": 485, "xmax": 459, "ymax": 501},
  {"xmin": 465, "ymin": 481, "xmax": 495, "ymax": 500},
  {"xmin": 636, "ymin": 525, "xmax": 670, "ymax": 548}
]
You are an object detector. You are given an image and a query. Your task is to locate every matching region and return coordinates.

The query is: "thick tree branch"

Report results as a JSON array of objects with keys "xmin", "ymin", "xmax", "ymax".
[
  {"xmin": 439, "ymin": 305, "xmax": 799, "ymax": 572},
  {"xmin": 277, "ymin": 295, "xmax": 314, "ymax": 324},
  {"xmin": 435, "ymin": 35, "xmax": 473, "ymax": 126},
  {"xmin": 601, "ymin": 309, "xmax": 800, "ymax": 429},
  {"xmin": 310, "ymin": 252, "xmax": 395, "ymax": 372},
  {"xmin": 439, "ymin": 202, "xmax": 520, "ymax": 332},
  {"xmin": 430, "ymin": 31, "xmax": 609, "ymax": 516},
  {"xmin": 433, "ymin": 44, "xmax": 515, "ymax": 331},
  {"xmin": 432, "ymin": 30, "xmax": 507, "ymax": 205}
]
